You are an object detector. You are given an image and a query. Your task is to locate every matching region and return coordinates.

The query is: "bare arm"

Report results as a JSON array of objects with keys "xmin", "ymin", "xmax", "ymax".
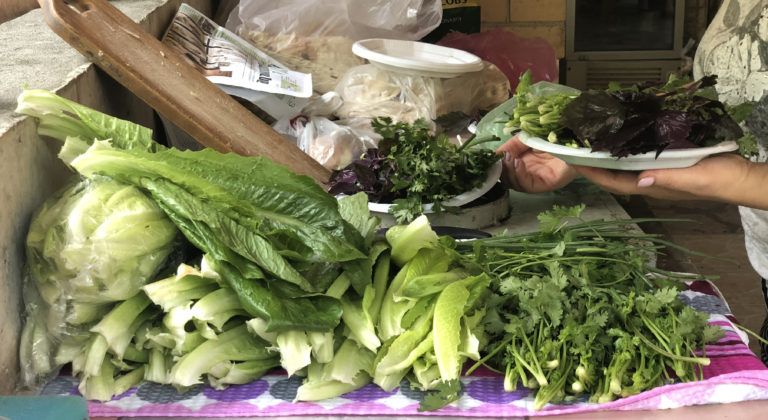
[
  {"xmin": 0, "ymin": 0, "xmax": 39, "ymax": 25},
  {"xmin": 575, "ymin": 153, "xmax": 768, "ymax": 211}
]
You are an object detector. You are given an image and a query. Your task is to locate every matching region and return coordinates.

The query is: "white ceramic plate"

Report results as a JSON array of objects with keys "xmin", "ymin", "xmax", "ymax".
[
  {"xmin": 351, "ymin": 38, "xmax": 484, "ymax": 78},
  {"xmin": 368, "ymin": 160, "xmax": 502, "ymax": 213},
  {"xmin": 518, "ymin": 132, "xmax": 739, "ymax": 171}
]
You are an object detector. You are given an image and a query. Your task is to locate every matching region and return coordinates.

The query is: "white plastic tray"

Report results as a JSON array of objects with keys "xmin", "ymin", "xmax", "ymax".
[
  {"xmin": 368, "ymin": 160, "xmax": 502, "ymax": 213},
  {"xmin": 518, "ymin": 132, "xmax": 739, "ymax": 171},
  {"xmin": 352, "ymin": 38, "xmax": 484, "ymax": 78}
]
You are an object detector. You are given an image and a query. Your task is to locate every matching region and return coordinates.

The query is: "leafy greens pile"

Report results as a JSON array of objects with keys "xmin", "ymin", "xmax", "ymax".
[
  {"xmin": 16, "ymin": 90, "xmax": 488, "ymax": 405},
  {"xmin": 17, "ymin": 89, "xmax": 751, "ymax": 411},
  {"xmin": 456, "ymin": 205, "xmax": 727, "ymax": 410},
  {"xmin": 506, "ymin": 70, "xmax": 757, "ymax": 158},
  {"xmin": 328, "ymin": 117, "xmax": 501, "ymax": 223},
  {"xmin": 17, "ymin": 89, "xmax": 373, "ymax": 398}
]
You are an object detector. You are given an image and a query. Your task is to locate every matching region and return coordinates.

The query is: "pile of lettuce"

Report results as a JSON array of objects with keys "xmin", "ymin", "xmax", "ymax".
[
  {"xmin": 15, "ymin": 89, "xmax": 486, "ymax": 406},
  {"xmin": 17, "ymin": 89, "xmax": 369, "ymax": 396}
]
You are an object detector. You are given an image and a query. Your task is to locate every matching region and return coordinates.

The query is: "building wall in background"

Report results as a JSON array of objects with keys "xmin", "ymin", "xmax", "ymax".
[{"xmin": 469, "ymin": 0, "xmax": 720, "ymax": 60}]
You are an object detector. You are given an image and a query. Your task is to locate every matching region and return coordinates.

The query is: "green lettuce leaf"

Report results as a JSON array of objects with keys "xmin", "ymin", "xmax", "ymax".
[
  {"xmin": 15, "ymin": 88, "xmax": 158, "ymax": 154},
  {"xmin": 211, "ymin": 257, "xmax": 342, "ymax": 332},
  {"xmin": 70, "ymin": 141, "xmax": 368, "ymax": 289}
]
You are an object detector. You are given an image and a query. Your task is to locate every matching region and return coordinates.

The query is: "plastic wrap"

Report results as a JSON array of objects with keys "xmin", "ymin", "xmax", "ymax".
[
  {"xmin": 334, "ymin": 63, "xmax": 510, "ymax": 127},
  {"xmin": 226, "ymin": 0, "xmax": 442, "ymax": 94},
  {"xmin": 274, "ymin": 116, "xmax": 380, "ymax": 171},
  {"xmin": 19, "ymin": 177, "xmax": 180, "ymax": 389}
]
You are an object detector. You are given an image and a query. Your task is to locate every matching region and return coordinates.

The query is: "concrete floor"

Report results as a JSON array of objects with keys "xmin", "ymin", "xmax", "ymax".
[{"xmin": 618, "ymin": 195, "xmax": 767, "ymax": 357}]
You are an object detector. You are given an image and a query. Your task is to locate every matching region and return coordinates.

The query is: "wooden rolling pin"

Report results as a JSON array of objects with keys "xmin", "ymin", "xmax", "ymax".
[{"xmin": 37, "ymin": 0, "xmax": 331, "ymax": 185}]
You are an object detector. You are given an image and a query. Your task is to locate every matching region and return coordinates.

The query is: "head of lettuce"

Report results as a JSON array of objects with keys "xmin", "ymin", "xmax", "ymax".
[{"xmin": 26, "ymin": 176, "xmax": 180, "ymax": 305}]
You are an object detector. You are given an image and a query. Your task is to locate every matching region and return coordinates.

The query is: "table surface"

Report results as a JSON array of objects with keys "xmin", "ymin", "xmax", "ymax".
[{"xmin": 87, "ymin": 398, "xmax": 768, "ymax": 419}]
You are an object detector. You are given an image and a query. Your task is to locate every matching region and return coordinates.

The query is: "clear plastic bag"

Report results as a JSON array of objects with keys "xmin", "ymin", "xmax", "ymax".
[
  {"xmin": 334, "ymin": 64, "xmax": 441, "ymax": 126},
  {"xmin": 18, "ymin": 177, "xmax": 181, "ymax": 389},
  {"xmin": 334, "ymin": 63, "xmax": 510, "ymax": 127},
  {"xmin": 474, "ymin": 82, "xmax": 581, "ymax": 151},
  {"xmin": 274, "ymin": 116, "xmax": 380, "ymax": 171},
  {"xmin": 297, "ymin": 118, "xmax": 380, "ymax": 171},
  {"xmin": 227, "ymin": 0, "xmax": 442, "ymax": 41},
  {"xmin": 226, "ymin": 0, "xmax": 442, "ymax": 94},
  {"xmin": 438, "ymin": 62, "xmax": 510, "ymax": 116}
]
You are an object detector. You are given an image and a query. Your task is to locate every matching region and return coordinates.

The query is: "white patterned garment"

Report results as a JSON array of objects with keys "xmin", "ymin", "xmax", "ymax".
[{"xmin": 694, "ymin": 0, "xmax": 768, "ymax": 281}]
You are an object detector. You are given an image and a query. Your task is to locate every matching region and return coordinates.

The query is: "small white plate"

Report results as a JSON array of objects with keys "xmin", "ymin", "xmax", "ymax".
[
  {"xmin": 368, "ymin": 160, "xmax": 502, "ymax": 213},
  {"xmin": 518, "ymin": 132, "xmax": 739, "ymax": 171},
  {"xmin": 352, "ymin": 38, "xmax": 484, "ymax": 79}
]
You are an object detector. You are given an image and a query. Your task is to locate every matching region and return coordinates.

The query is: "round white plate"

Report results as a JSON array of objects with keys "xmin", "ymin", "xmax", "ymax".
[
  {"xmin": 368, "ymin": 160, "xmax": 502, "ymax": 213},
  {"xmin": 518, "ymin": 132, "xmax": 739, "ymax": 171},
  {"xmin": 351, "ymin": 38, "xmax": 484, "ymax": 79}
]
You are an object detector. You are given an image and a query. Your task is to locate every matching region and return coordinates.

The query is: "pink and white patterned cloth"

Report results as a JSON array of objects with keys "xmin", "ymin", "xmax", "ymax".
[{"xmin": 41, "ymin": 280, "xmax": 768, "ymax": 418}]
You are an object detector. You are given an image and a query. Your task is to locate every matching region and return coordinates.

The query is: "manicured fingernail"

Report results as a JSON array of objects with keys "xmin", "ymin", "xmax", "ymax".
[
  {"xmin": 504, "ymin": 152, "xmax": 512, "ymax": 162},
  {"xmin": 513, "ymin": 158, "xmax": 519, "ymax": 169},
  {"xmin": 637, "ymin": 177, "xmax": 655, "ymax": 188}
]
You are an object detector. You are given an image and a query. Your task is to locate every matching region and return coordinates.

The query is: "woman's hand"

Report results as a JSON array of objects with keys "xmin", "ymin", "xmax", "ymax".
[
  {"xmin": 574, "ymin": 153, "xmax": 768, "ymax": 211},
  {"xmin": 496, "ymin": 135, "xmax": 578, "ymax": 193}
]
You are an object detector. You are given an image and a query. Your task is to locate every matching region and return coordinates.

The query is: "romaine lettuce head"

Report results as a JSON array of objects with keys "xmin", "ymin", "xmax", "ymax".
[{"xmin": 26, "ymin": 176, "xmax": 179, "ymax": 303}]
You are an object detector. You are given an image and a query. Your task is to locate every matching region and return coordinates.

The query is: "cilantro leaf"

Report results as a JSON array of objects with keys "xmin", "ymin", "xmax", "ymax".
[
  {"xmin": 537, "ymin": 204, "xmax": 585, "ymax": 233},
  {"xmin": 418, "ymin": 379, "xmax": 462, "ymax": 412}
]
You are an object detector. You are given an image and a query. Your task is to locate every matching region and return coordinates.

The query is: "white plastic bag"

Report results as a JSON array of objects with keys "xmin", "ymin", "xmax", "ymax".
[
  {"xmin": 299, "ymin": 118, "xmax": 380, "ymax": 171},
  {"xmin": 334, "ymin": 64, "xmax": 441, "ymax": 127},
  {"xmin": 227, "ymin": 0, "xmax": 442, "ymax": 41},
  {"xmin": 226, "ymin": 0, "xmax": 442, "ymax": 94},
  {"xmin": 274, "ymin": 117, "xmax": 380, "ymax": 171}
]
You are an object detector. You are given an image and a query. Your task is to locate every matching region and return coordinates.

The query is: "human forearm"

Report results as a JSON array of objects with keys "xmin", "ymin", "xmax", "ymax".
[
  {"xmin": 574, "ymin": 154, "xmax": 768, "ymax": 211},
  {"xmin": 718, "ymin": 160, "xmax": 768, "ymax": 210}
]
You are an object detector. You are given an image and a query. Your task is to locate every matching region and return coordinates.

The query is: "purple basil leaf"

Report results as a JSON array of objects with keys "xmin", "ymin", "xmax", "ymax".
[
  {"xmin": 610, "ymin": 90, "xmax": 662, "ymax": 117},
  {"xmin": 593, "ymin": 117, "xmax": 657, "ymax": 158},
  {"xmin": 560, "ymin": 90, "xmax": 625, "ymax": 140},
  {"xmin": 655, "ymin": 110, "xmax": 694, "ymax": 148},
  {"xmin": 327, "ymin": 170, "xmax": 360, "ymax": 196}
]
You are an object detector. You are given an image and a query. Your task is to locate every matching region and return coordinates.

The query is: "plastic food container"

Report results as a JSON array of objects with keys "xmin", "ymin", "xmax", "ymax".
[{"xmin": 351, "ymin": 38, "xmax": 484, "ymax": 78}]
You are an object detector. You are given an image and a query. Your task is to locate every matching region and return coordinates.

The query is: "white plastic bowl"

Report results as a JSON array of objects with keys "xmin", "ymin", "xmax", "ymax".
[
  {"xmin": 351, "ymin": 38, "xmax": 484, "ymax": 78},
  {"xmin": 367, "ymin": 160, "xmax": 502, "ymax": 213},
  {"xmin": 518, "ymin": 132, "xmax": 739, "ymax": 171}
]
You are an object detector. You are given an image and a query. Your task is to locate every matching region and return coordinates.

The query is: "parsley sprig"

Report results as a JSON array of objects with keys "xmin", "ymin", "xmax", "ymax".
[{"xmin": 328, "ymin": 117, "xmax": 501, "ymax": 223}]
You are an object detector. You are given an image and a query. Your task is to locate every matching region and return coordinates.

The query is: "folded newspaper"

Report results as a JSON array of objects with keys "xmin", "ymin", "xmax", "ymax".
[{"xmin": 162, "ymin": 3, "xmax": 312, "ymax": 120}]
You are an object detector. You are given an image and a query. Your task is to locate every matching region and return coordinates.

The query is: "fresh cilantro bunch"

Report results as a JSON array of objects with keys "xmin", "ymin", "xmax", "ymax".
[
  {"xmin": 458, "ymin": 205, "xmax": 727, "ymax": 410},
  {"xmin": 328, "ymin": 117, "xmax": 501, "ymax": 223}
]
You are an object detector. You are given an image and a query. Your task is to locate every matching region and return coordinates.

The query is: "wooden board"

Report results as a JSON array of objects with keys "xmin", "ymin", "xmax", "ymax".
[{"xmin": 37, "ymin": 0, "xmax": 331, "ymax": 185}]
